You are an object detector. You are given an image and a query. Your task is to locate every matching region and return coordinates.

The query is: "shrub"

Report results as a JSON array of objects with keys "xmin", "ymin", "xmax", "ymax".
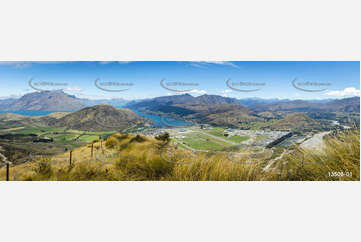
[
  {"xmin": 105, "ymin": 136, "xmax": 118, "ymax": 149},
  {"xmin": 129, "ymin": 134, "xmax": 147, "ymax": 143},
  {"xmin": 155, "ymin": 132, "xmax": 170, "ymax": 143}
]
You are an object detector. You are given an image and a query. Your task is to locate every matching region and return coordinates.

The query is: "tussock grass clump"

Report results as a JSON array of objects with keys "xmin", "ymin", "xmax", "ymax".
[
  {"xmin": 105, "ymin": 136, "xmax": 118, "ymax": 149},
  {"xmin": 129, "ymin": 134, "xmax": 147, "ymax": 143},
  {"xmin": 274, "ymin": 129, "xmax": 360, "ymax": 181},
  {"xmin": 23, "ymin": 157, "xmax": 53, "ymax": 180},
  {"xmin": 59, "ymin": 162, "xmax": 119, "ymax": 181},
  {"xmin": 114, "ymin": 154, "xmax": 174, "ymax": 180},
  {"xmin": 114, "ymin": 133, "xmax": 129, "ymax": 141},
  {"xmin": 170, "ymin": 153, "xmax": 265, "ymax": 181},
  {"xmin": 25, "ymin": 161, "xmax": 125, "ymax": 181}
]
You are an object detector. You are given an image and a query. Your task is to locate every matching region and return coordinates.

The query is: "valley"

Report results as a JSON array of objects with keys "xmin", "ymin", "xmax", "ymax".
[{"xmin": 0, "ymin": 91, "xmax": 359, "ymax": 180}]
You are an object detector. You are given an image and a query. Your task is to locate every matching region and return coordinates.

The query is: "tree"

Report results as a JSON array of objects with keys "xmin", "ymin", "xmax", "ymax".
[{"xmin": 155, "ymin": 132, "xmax": 170, "ymax": 143}]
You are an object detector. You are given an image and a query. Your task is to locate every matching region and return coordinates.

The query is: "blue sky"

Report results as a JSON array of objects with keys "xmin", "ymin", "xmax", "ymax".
[{"xmin": 0, "ymin": 61, "xmax": 359, "ymax": 100}]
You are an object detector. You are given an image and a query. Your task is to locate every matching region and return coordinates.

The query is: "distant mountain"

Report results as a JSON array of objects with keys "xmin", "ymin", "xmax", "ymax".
[
  {"xmin": 237, "ymin": 98, "xmax": 291, "ymax": 106},
  {"xmin": 127, "ymin": 94, "xmax": 239, "ymax": 110},
  {"xmin": 251, "ymin": 97, "xmax": 360, "ymax": 113},
  {"xmin": 127, "ymin": 94, "xmax": 258, "ymax": 127},
  {"xmin": 49, "ymin": 105, "xmax": 152, "ymax": 131},
  {"xmin": 0, "ymin": 98, "xmax": 18, "ymax": 109},
  {"xmin": 0, "ymin": 91, "xmax": 130, "ymax": 111},
  {"xmin": 236, "ymin": 98, "xmax": 334, "ymax": 107},
  {"xmin": 323, "ymin": 97, "xmax": 360, "ymax": 112},
  {"xmin": 194, "ymin": 95, "xmax": 239, "ymax": 105},
  {"xmin": 0, "ymin": 90, "xmax": 86, "ymax": 111}
]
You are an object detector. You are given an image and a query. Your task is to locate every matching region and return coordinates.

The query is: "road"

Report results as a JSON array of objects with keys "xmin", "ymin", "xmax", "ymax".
[
  {"xmin": 0, "ymin": 152, "xmax": 7, "ymax": 165},
  {"xmin": 0, "ymin": 126, "xmax": 24, "ymax": 133},
  {"xmin": 262, "ymin": 149, "xmax": 289, "ymax": 172},
  {"xmin": 300, "ymin": 131, "xmax": 331, "ymax": 152}
]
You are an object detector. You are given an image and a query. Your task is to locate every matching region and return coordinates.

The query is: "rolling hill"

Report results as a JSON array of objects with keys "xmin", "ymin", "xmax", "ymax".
[
  {"xmin": 49, "ymin": 105, "xmax": 152, "ymax": 131},
  {"xmin": 270, "ymin": 113, "xmax": 320, "ymax": 130}
]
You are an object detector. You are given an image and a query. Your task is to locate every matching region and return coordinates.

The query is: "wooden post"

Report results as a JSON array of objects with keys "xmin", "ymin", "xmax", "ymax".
[
  {"xmin": 69, "ymin": 150, "xmax": 73, "ymax": 166},
  {"xmin": 6, "ymin": 162, "xmax": 10, "ymax": 181},
  {"xmin": 91, "ymin": 142, "xmax": 94, "ymax": 158}
]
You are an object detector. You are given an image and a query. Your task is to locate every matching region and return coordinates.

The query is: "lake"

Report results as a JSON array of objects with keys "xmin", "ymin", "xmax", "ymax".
[
  {"xmin": 131, "ymin": 110, "xmax": 193, "ymax": 127},
  {"xmin": 0, "ymin": 109, "xmax": 193, "ymax": 128}
]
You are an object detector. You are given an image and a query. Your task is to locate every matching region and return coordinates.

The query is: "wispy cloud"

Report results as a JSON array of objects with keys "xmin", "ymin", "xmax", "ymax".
[
  {"xmin": 204, "ymin": 61, "xmax": 240, "ymax": 69},
  {"xmin": 189, "ymin": 62, "xmax": 208, "ymax": 69},
  {"xmin": 187, "ymin": 89, "xmax": 207, "ymax": 95},
  {"xmin": 165, "ymin": 89, "xmax": 206, "ymax": 96},
  {"xmin": 219, "ymin": 89, "xmax": 234, "ymax": 97},
  {"xmin": 65, "ymin": 87, "xmax": 83, "ymax": 92},
  {"xmin": 0, "ymin": 61, "xmax": 68, "ymax": 69},
  {"xmin": 0, "ymin": 62, "xmax": 31, "ymax": 69},
  {"xmin": 189, "ymin": 61, "xmax": 240, "ymax": 69},
  {"xmin": 98, "ymin": 61, "xmax": 134, "ymax": 65},
  {"xmin": 324, "ymin": 87, "xmax": 360, "ymax": 97},
  {"xmin": 73, "ymin": 93, "xmax": 121, "ymax": 100},
  {"xmin": 98, "ymin": 61, "xmax": 113, "ymax": 65},
  {"xmin": 118, "ymin": 61, "xmax": 133, "ymax": 64}
]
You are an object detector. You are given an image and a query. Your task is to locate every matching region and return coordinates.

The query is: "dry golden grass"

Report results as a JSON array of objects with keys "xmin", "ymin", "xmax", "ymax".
[
  {"xmin": 1, "ymin": 130, "xmax": 359, "ymax": 181},
  {"xmin": 270, "ymin": 129, "xmax": 360, "ymax": 181},
  {"xmin": 170, "ymin": 152, "xmax": 265, "ymax": 181}
]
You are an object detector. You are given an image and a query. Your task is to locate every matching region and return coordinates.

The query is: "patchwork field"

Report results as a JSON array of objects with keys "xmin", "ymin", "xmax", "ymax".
[
  {"xmin": 0, "ymin": 125, "xmax": 117, "ymax": 165},
  {"xmin": 169, "ymin": 127, "xmax": 251, "ymax": 151},
  {"xmin": 174, "ymin": 132, "xmax": 232, "ymax": 151}
]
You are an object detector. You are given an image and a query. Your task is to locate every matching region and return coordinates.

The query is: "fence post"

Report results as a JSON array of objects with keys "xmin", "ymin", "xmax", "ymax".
[
  {"xmin": 6, "ymin": 162, "xmax": 10, "ymax": 181},
  {"xmin": 69, "ymin": 150, "xmax": 73, "ymax": 166},
  {"xmin": 91, "ymin": 142, "xmax": 94, "ymax": 158}
]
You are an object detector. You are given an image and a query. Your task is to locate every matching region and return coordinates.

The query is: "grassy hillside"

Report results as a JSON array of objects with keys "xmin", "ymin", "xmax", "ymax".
[
  {"xmin": 49, "ymin": 105, "xmax": 152, "ymax": 131},
  {"xmin": 1, "ymin": 129, "xmax": 359, "ymax": 181},
  {"xmin": 267, "ymin": 129, "xmax": 360, "ymax": 181},
  {"xmin": 270, "ymin": 112, "xmax": 319, "ymax": 130}
]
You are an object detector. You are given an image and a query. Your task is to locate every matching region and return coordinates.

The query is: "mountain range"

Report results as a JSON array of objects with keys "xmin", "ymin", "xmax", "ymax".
[
  {"xmin": 0, "ymin": 91, "xmax": 359, "ymax": 114},
  {"xmin": 0, "ymin": 90, "xmax": 128, "ymax": 111},
  {"xmin": 251, "ymin": 97, "xmax": 360, "ymax": 113},
  {"xmin": 0, "ymin": 90, "xmax": 86, "ymax": 111},
  {"xmin": 126, "ymin": 93, "xmax": 360, "ymax": 114}
]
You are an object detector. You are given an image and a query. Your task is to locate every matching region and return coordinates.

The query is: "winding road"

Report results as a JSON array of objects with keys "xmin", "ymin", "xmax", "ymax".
[{"xmin": 262, "ymin": 149, "xmax": 289, "ymax": 172}]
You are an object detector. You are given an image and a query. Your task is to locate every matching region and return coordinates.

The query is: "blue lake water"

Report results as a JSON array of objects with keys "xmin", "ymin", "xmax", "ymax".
[
  {"xmin": 131, "ymin": 110, "xmax": 193, "ymax": 127},
  {"xmin": 0, "ymin": 109, "xmax": 193, "ymax": 128}
]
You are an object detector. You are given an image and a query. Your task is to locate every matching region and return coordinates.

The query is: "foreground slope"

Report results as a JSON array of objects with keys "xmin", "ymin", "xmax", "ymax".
[{"xmin": 1, "ymin": 129, "xmax": 358, "ymax": 181}]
